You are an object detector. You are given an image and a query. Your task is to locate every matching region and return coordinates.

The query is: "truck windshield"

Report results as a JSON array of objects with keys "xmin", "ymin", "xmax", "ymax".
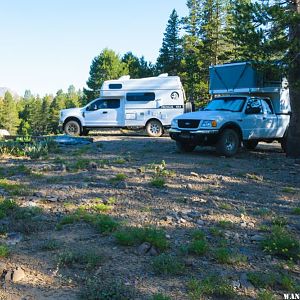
[{"xmin": 204, "ymin": 97, "xmax": 246, "ymax": 112}]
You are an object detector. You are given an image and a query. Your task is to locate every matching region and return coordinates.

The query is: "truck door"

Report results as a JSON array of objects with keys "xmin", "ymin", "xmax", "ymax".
[
  {"xmin": 84, "ymin": 99, "xmax": 123, "ymax": 127},
  {"xmin": 243, "ymin": 98, "xmax": 265, "ymax": 139},
  {"xmin": 260, "ymin": 99, "xmax": 278, "ymax": 138}
]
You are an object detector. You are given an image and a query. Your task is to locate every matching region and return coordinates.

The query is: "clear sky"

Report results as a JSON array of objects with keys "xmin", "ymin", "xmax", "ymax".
[{"xmin": 0, "ymin": 0, "xmax": 188, "ymax": 97}]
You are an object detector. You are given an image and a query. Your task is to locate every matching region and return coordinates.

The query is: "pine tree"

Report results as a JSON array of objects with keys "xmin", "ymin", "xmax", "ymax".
[
  {"xmin": 84, "ymin": 48, "xmax": 128, "ymax": 100},
  {"xmin": 156, "ymin": 9, "xmax": 183, "ymax": 75},
  {"xmin": 0, "ymin": 92, "xmax": 20, "ymax": 134},
  {"xmin": 181, "ymin": 0, "xmax": 209, "ymax": 105}
]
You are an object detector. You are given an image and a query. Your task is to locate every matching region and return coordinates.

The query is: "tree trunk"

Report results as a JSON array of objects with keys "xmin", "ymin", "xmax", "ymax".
[{"xmin": 286, "ymin": 0, "xmax": 300, "ymax": 158}]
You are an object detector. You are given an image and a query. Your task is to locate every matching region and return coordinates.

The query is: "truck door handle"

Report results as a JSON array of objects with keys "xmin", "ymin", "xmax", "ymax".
[{"xmin": 102, "ymin": 111, "xmax": 108, "ymax": 114}]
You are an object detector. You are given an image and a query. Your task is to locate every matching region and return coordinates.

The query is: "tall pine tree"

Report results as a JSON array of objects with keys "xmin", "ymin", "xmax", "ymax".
[{"xmin": 156, "ymin": 9, "xmax": 183, "ymax": 75}]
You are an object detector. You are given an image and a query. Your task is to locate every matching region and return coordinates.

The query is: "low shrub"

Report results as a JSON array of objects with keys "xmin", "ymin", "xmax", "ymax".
[
  {"xmin": 188, "ymin": 275, "xmax": 235, "ymax": 299},
  {"xmin": 152, "ymin": 254, "xmax": 185, "ymax": 275},
  {"xmin": 261, "ymin": 226, "xmax": 300, "ymax": 260}
]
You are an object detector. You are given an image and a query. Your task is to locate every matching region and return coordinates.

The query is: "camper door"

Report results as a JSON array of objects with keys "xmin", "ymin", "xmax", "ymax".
[{"xmin": 84, "ymin": 98, "xmax": 124, "ymax": 126}]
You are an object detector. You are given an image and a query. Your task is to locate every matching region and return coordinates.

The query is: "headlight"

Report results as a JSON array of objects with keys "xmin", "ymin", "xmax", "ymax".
[
  {"xmin": 171, "ymin": 119, "xmax": 178, "ymax": 128},
  {"xmin": 201, "ymin": 120, "xmax": 217, "ymax": 128}
]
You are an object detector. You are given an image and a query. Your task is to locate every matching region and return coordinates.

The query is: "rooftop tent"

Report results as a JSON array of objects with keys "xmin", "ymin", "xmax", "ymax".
[
  {"xmin": 209, "ymin": 62, "xmax": 290, "ymax": 114},
  {"xmin": 209, "ymin": 62, "xmax": 281, "ymax": 95}
]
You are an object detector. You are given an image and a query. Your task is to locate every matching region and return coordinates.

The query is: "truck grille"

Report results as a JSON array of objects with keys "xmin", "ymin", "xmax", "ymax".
[{"xmin": 178, "ymin": 119, "xmax": 200, "ymax": 129}]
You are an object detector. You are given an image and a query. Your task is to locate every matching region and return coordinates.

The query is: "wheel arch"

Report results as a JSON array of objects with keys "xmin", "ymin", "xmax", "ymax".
[
  {"xmin": 63, "ymin": 117, "xmax": 82, "ymax": 130},
  {"xmin": 145, "ymin": 118, "xmax": 164, "ymax": 128},
  {"xmin": 219, "ymin": 122, "xmax": 243, "ymax": 142}
]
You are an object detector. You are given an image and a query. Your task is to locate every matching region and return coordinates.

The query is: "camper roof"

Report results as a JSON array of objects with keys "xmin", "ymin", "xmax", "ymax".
[{"xmin": 101, "ymin": 74, "xmax": 182, "ymax": 91}]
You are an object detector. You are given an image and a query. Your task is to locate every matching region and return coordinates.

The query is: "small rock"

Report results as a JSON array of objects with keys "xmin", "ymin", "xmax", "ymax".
[
  {"xmin": 5, "ymin": 232, "xmax": 23, "ymax": 245},
  {"xmin": 58, "ymin": 164, "xmax": 67, "ymax": 172},
  {"xmin": 187, "ymin": 211, "xmax": 201, "ymax": 219},
  {"xmin": 248, "ymin": 222, "xmax": 255, "ymax": 228},
  {"xmin": 186, "ymin": 184, "xmax": 193, "ymax": 190},
  {"xmin": 165, "ymin": 234, "xmax": 171, "ymax": 239},
  {"xmin": 231, "ymin": 280, "xmax": 241, "ymax": 289},
  {"xmin": 179, "ymin": 218, "xmax": 187, "ymax": 224},
  {"xmin": 251, "ymin": 234, "xmax": 264, "ymax": 242},
  {"xmin": 233, "ymin": 233, "xmax": 240, "ymax": 241},
  {"xmin": 137, "ymin": 242, "xmax": 151, "ymax": 255},
  {"xmin": 148, "ymin": 246, "xmax": 158, "ymax": 256},
  {"xmin": 190, "ymin": 172, "xmax": 199, "ymax": 178},
  {"xmin": 47, "ymin": 196, "xmax": 59, "ymax": 202},
  {"xmin": 196, "ymin": 219, "xmax": 205, "ymax": 226},
  {"xmin": 117, "ymin": 181, "xmax": 128, "ymax": 189},
  {"xmin": 165, "ymin": 216, "xmax": 173, "ymax": 223},
  {"xmin": 88, "ymin": 162, "xmax": 98, "ymax": 171},
  {"xmin": 12, "ymin": 267, "xmax": 26, "ymax": 282},
  {"xmin": 240, "ymin": 222, "xmax": 247, "ymax": 228}
]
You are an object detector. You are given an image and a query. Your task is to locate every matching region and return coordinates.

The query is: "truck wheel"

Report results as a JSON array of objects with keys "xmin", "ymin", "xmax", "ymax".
[
  {"xmin": 243, "ymin": 140, "xmax": 258, "ymax": 150},
  {"xmin": 64, "ymin": 120, "xmax": 81, "ymax": 136},
  {"xmin": 146, "ymin": 120, "xmax": 163, "ymax": 137},
  {"xmin": 176, "ymin": 141, "xmax": 196, "ymax": 153},
  {"xmin": 216, "ymin": 129, "xmax": 240, "ymax": 157}
]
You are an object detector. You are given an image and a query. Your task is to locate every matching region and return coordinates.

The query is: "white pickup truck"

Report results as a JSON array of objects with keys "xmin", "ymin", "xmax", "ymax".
[
  {"xmin": 169, "ymin": 62, "xmax": 291, "ymax": 157},
  {"xmin": 59, "ymin": 74, "xmax": 185, "ymax": 137}
]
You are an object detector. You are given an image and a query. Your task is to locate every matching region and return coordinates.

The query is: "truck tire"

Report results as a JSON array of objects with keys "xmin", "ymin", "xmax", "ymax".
[
  {"xmin": 146, "ymin": 120, "xmax": 163, "ymax": 137},
  {"xmin": 243, "ymin": 140, "xmax": 258, "ymax": 150},
  {"xmin": 176, "ymin": 141, "xmax": 196, "ymax": 153},
  {"xmin": 216, "ymin": 129, "xmax": 240, "ymax": 157},
  {"xmin": 64, "ymin": 120, "xmax": 81, "ymax": 136}
]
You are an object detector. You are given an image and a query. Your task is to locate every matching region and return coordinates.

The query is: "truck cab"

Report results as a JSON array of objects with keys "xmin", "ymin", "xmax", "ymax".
[{"xmin": 169, "ymin": 62, "xmax": 290, "ymax": 156}]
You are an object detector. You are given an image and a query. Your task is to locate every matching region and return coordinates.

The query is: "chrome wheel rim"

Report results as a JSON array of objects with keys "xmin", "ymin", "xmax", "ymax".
[
  {"xmin": 150, "ymin": 123, "xmax": 160, "ymax": 134},
  {"xmin": 66, "ymin": 122, "xmax": 79, "ymax": 135},
  {"xmin": 225, "ymin": 134, "xmax": 236, "ymax": 151}
]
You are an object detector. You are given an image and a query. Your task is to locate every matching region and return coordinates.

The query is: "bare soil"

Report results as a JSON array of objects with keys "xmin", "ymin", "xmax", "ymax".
[{"xmin": 0, "ymin": 131, "xmax": 299, "ymax": 299}]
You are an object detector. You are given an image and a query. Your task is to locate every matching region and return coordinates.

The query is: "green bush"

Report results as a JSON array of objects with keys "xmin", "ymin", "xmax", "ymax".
[
  {"xmin": 57, "ymin": 249, "xmax": 102, "ymax": 269},
  {"xmin": 80, "ymin": 278, "xmax": 135, "ymax": 300},
  {"xmin": 150, "ymin": 177, "xmax": 166, "ymax": 188},
  {"xmin": 261, "ymin": 226, "xmax": 300, "ymax": 260},
  {"xmin": 0, "ymin": 198, "xmax": 17, "ymax": 219},
  {"xmin": 188, "ymin": 276, "xmax": 235, "ymax": 299},
  {"xmin": 0, "ymin": 244, "xmax": 9, "ymax": 257},
  {"xmin": 188, "ymin": 230, "xmax": 209, "ymax": 256},
  {"xmin": 114, "ymin": 226, "xmax": 169, "ymax": 251},
  {"xmin": 152, "ymin": 254, "xmax": 185, "ymax": 275}
]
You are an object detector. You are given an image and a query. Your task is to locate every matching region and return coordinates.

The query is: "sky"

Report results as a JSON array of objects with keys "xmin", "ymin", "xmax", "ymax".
[{"xmin": 0, "ymin": 0, "xmax": 188, "ymax": 97}]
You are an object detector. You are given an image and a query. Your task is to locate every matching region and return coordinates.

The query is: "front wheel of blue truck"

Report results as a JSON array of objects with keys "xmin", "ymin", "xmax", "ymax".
[{"xmin": 216, "ymin": 129, "xmax": 240, "ymax": 157}]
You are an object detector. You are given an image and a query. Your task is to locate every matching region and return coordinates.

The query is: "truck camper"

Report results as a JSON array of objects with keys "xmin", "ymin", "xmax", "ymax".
[
  {"xmin": 60, "ymin": 74, "xmax": 186, "ymax": 137},
  {"xmin": 169, "ymin": 62, "xmax": 290, "ymax": 156}
]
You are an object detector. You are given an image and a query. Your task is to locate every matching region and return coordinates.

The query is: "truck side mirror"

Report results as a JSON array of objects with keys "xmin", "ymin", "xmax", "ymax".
[{"xmin": 245, "ymin": 106, "xmax": 261, "ymax": 114}]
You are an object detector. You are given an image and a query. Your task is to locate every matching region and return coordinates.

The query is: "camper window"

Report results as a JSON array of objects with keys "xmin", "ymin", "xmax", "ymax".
[
  {"xmin": 87, "ymin": 99, "xmax": 120, "ymax": 111},
  {"xmin": 126, "ymin": 92, "xmax": 155, "ymax": 102},
  {"xmin": 109, "ymin": 84, "xmax": 122, "ymax": 89}
]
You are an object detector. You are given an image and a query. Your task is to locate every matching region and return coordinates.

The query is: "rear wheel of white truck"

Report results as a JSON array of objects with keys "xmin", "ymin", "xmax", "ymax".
[
  {"xmin": 216, "ymin": 129, "xmax": 240, "ymax": 157},
  {"xmin": 146, "ymin": 120, "xmax": 163, "ymax": 137},
  {"xmin": 176, "ymin": 141, "xmax": 196, "ymax": 153},
  {"xmin": 64, "ymin": 120, "xmax": 81, "ymax": 136}
]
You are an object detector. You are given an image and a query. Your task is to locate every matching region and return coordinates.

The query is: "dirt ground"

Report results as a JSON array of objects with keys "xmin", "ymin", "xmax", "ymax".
[{"xmin": 0, "ymin": 131, "xmax": 299, "ymax": 299}]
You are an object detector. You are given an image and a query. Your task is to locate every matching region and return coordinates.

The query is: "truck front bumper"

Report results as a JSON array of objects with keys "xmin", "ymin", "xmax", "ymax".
[{"xmin": 169, "ymin": 128, "xmax": 219, "ymax": 145}]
